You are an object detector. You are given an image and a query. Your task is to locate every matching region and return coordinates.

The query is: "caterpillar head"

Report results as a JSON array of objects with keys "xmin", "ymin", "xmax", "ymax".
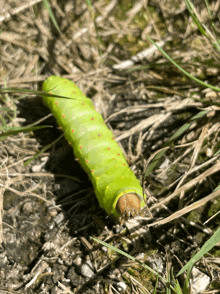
[{"xmin": 116, "ymin": 193, "xmax": 141, "ymax": 218}]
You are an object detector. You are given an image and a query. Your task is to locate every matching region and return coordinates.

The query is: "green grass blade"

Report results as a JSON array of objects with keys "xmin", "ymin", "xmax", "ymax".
[
  {"xmin": 92, "ymin": 237, "xmax": 179, "ymax": 293},
  {"xmin": 0, "ymin": 125, "xmax": 52, "ymax": 141},
  {"xmin": 24, "ymin": 133, "xmax": 64, "ymax": 166},
  {"xmin": 144, "ymin": 34, "xmax": 220, "ymax": 92},
  {"xmin": 177, "ymin": 226, "xmax": 220, "ymax": 276},
  {"xmin": 0, "ymin": 87, "xmax": 48, "ymax": 95},
  {"xmin": 153, "ymin": 273, "xmax": 159, "ymax": 294},
  {"xmin": 166, "ymin": 267, "xmax": 171, "ymax": 294},
  {"xmin": 204, "ymin": 0, "xmax": 220, "ymax": 46},
  {"xmin": 213, "ymin": 184, "xmax": 220, "ymax": 191},
  {"xmin": 185, "ymin": 0, "xmax": 220, "ymax": 51},
  {"xmin": 171, "ymin": 268, "xmax": 183, "ymax": 294},
  {"xmin": 43, "ymin": 0, "xmax": 61, "ymax": 34},
  {"xmin": 85, "ymin": 0, "xmax": 102, "ymax": 56},
  {"xmin": 144, "ymin": 110, "xmax": 208, "ymax": 177},
  {"xmin": 214, "ymin": 149, "xmax": 220, "ymax": 156},
  {"xmin": 0, "ymin": 87, "xmax": 80, "ymax": 100}
]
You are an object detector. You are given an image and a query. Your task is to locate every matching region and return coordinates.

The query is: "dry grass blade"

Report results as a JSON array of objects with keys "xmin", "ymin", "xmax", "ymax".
[
  {"xmin": 57, "ymin": 281, "xmax": 75, "ymax": 294},
  {"xmin": 149, "ymin": 188, "xmax": 220, "ymax": 227},
  {"xmin": 189, "ymin": 124, "xmax": 209, "ymax": 169},
  {"xmin": 0, "ymin": 189, "xmax": 3, "ymax": 243},
  {"xmin": 0, "ymin": 183, "xmax": 55, "ymax": 206},
  {"xmin": 0, "ymin": 0, "xmax": 43, "ymax": 23},
  {"xmin": 151, "ymin": 159, "xmax": 220, "ymax": 211},
  {"xmin": 112, "ymin": 40, "xmax": 166, "ymax": 70},
  {"xmin": 116, "ymin": 113, "xmax": 169, "ymax": 142}
]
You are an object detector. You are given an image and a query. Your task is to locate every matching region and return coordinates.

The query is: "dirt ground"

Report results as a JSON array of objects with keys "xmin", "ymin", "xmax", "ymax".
[{"xmin": 1, "ymin": 0, "xmax": 220, "ymax": 293}]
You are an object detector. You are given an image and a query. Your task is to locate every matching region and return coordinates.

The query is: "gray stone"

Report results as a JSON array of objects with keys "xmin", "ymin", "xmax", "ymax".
[{"xmin": 81, "ymin": 260, "xmax": 94, "ymax": 278}]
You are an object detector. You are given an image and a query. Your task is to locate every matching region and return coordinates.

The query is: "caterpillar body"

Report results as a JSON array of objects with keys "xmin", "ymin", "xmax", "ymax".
[{"xmin": 43, "ymin": 76, "xmax": 145, "ymax": 217}]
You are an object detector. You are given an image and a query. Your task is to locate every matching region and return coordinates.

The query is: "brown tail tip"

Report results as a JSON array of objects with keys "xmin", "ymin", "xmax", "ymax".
[{"xmin": 116, "ymin": 193, "xmax": 141, "ymax": 216}]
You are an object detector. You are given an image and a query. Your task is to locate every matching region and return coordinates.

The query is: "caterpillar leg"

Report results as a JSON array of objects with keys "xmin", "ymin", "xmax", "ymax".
[{"xmin": 116, "ymin": 193, "xmax": 141, "ymax": 217}]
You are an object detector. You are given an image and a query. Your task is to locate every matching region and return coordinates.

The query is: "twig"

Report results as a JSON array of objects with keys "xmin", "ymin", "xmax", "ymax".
[{"xmin": 112, "ymin": 40, "xmax": 166, "ymax": 70}]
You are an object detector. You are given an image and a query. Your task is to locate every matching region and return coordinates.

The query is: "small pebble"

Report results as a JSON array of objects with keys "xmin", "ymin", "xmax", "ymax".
[
  {"xmin": 81, "ymin": 260, "xmax": 94, "ymax": 278},
  {"xmin": 112, "ymin": 268, "xmax": 120, "ymax": 277},
  {"xmin": 114, "ymin": 224, "xmax": 123, "ymax": 234},
  {"xmin": 42, "ymin": 242, "xmax": 57, "ymax": 252},
  {"xmin": 22, "ymin": 202, "xmax": 34, "ymax": 215},
  {"xmin": 101, "ymin": 246, "xmax": 108, "ymax": 253},
  {"xmin": 136, "ymin": 252, "xmax": 145, "ymax": 261},
  {"xmin": 31, "ymin": 161, "xmax": 46, "ymax": 172},
  {"xmin": 54, "ymin": 212, "xmax": 65, "ymax": 225},
  {"xmin": 51, "ymin": 286, "xmax": 62, "ymax": 294},
  {"xmin": 31, "ymin": 157, "xmax": 48, "ymax": 172},
  {"xmin": 147, "ymin": 256, "xmax": 164, "ymax": 274},
  {"xmin": 0, "ymin": 253, "xmax": 8, "ymax": 267},
  {"xmin": 159, "ymin": 158, "xmax": 170, "ymax": 169},
  {"xmin": 190, "ymin": 267, "xmax": 210, "ymax": 294},
  {"xmin": 74, "ymin": 256, "xmax": 82, "ymax": 267},
  {"xmin": 116, "ymin": 281, "xmax": 127, "ymax": 291},
  {"xmin": 48, "ymin": 206, "xmax": 58, "ymax": 217}
]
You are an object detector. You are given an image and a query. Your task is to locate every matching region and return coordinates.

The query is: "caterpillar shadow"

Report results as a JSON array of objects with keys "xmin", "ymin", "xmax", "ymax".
[{"xmin": 17, "ymin": 96, "xmax": 116, "ymax": 236}]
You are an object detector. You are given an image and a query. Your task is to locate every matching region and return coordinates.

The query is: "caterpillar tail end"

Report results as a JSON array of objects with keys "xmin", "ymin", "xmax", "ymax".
[{"xmin": 116, "ymin": 193, "xmax": 141, "ymax": 217}]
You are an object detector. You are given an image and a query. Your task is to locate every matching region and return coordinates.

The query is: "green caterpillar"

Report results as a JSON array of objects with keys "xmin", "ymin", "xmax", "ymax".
[{"xmin": 42, "ymin": 76, "xmax": 145, "ymax": 217}]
